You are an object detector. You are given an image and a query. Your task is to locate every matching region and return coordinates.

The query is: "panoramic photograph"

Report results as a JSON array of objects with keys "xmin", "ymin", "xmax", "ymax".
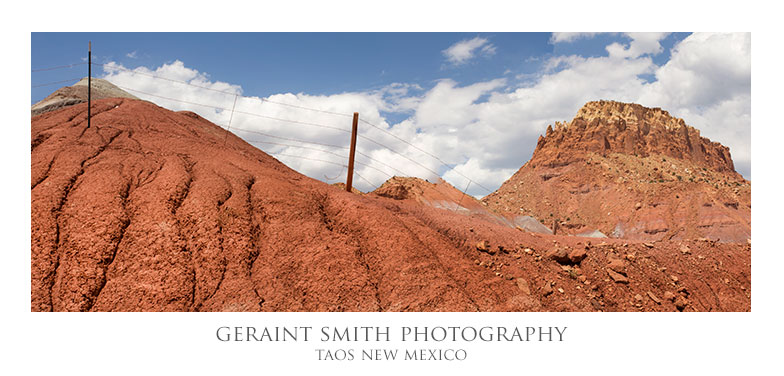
[{"xmin": 30, "ymin": 32, "xmax": 751, "ymax": 312}]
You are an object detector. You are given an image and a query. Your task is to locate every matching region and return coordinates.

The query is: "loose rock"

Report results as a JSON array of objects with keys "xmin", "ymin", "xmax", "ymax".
[
  {"xmin": 674, "ymin": 295, "xmax": 689, "ymax": 311},
  {"xmin": 647, "ymin": 291, "xmax": 662, "ymax": 304},
  {"xmin": 607, "ymin": 258, "xmax": 626, "ymax": 273},
  {"xmin": 542, "ymin": 283, "xmax": 554, "ymax": 296},
  {"xmin": 568, "ymin": 248, "xmax": 588, "ymax": 264},
  {"xmin": 476, "ymin": 240, "xmax": 496, "ymax": 255},
  {"xmin": 547, "ymin": 247, "xmax": 571, "ymax": 264},
  {"xmin": 607, "ymin": 269, "xmax": 629, "ymax": 284}
]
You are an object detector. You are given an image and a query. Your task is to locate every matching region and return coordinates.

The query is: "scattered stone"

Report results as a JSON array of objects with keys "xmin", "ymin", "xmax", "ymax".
[
  {"xmin": 495, "ymin": 272, "xmax": 501, "ymax": 277},
  {"xmin": 607, "ymin": 269, "xmax": 629, "ymax": 284},
  {"xmin": 663, "ymin": 291, "xmax": 676, "ymax": 301},
  {"xmin": 513, "ymin": 253, "xmax": 521, "ymax": 259},
  {"xmin": 670, "ymin": 275, "xmax": 679, "ymax": 283},
  {"xmin": 546, "ymin": 247, "xmax": 571, "ymax": 264},
  {"xmin": 634, "ymin": 294, "xmax": 644, "ymax": 303},
  {"xmin": 697, "ymin": 255, "xmax": 705, "ymax": 260},
  {"xmin": 680, "ymin": 245, "xmax": 691, "ymax": 255},
  {"xmin": 607, "ymin": 258, "xmax": 626, "ymax": 273},
  {"xmin": 635, "ymin": 202, "xmax": 642, "ymax": 210},
  {"xmin": 568, "ymin": 248, "xmax": 588, "ymax": 264},
  {"xmin": 479, "ymin": 261, "xmax": 485, "ymax": 267},
  {"xmin": 674, "ymin": 295, "xmax": 689, "ymax": 311},
  {"xmin": 724, "ymin": 278, "xmax": 730, "ymax": 284},
  {"xmin": 625, "ymin": 253, "xmax": 635, "ymax": 261},
  {"xmin": 578, "ymin": 275, "xmax": 587, "ymax": 283},
  {"xmin": 474, "ymin": 259, "xmax": 480, "ymax": 265},
  {"xmin": 557, "ymin": 288, "xmax": 565, "ymax": 294},
  {"xmin": 647, "ymin": 291, "xmax": 662, "ymax": 304},
  {"xmin": 590, "ymin": 298, "xmax": 602, "ymax": 310},
  {"xmin": 476, "ymin": 240, "xmax": 490, "ymax": 253},
  {"xmin": 523, "ymin": 248, "xmax": 533, "ymax": 255},
  {"xmin": 677, "ymin": 285, "xmax": 688, "ymax": 294},
  {"xmin": 542, "ymin": 283, "xmax": 554, "ymax": 296},
  {"xmin": 643, "ymin": 242, "xmax": 654, "ymax": 248},
  {"xmin": 517, "ymin": 278, "xmax": 531, "ymax": 295}
]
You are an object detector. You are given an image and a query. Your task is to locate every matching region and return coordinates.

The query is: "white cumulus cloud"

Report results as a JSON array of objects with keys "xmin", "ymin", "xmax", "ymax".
[
  {"xmin": 100, "ymin": 32, "xmax": 750, "ymax": 197},
  {"xmin": 442, "ymin": 37, "xmax": 496, "ymax": 65},
  {"xmin": 606, "ymin": 32, "xmax": 670, "ymax": 58}
]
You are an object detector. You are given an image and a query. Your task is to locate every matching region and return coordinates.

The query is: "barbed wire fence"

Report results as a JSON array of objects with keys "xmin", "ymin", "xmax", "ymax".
[{"xmin": 31, "ymin": 58, "xmax": 496, "ymax": 211}]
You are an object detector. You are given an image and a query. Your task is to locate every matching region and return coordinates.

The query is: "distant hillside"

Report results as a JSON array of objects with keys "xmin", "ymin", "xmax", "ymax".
[
  {"xmin": 31, "ymin": 77, "xmax": 137, "ymax": 116},
  {"xmin": 482, "ymin": 100, "xmax": 750, "ymax": 242}
]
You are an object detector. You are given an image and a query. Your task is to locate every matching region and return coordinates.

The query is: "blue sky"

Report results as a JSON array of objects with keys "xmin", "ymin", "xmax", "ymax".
[
  {"xmin": 32, "ymin": 32, "xmax": 690, "ymax": 103},
  {"xmin": 31, "ymin": 32, "xmax": 750, "ymax": 195}
]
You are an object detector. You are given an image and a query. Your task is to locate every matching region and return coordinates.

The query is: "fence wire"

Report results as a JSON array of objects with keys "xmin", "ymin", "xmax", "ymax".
[{"xmin": 32, "ymin": 61, "xmax": 493, "ymax": 204}]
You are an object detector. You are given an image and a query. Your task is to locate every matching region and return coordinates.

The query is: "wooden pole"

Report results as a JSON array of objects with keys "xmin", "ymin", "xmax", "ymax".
[
  {"xmin": 454, "ymin": 180, "xmax": 471, "ymax": 212},
  {"xmin": 345, "ymin": 112, "xmax": 359, "ymax": 192},
  {"xmin": 87, "ymin": 41, "xmax": 91, "ymax": 129},
  {"xmin": 223, "ymin": 94, "xmax": 239, "ymax": 146}
]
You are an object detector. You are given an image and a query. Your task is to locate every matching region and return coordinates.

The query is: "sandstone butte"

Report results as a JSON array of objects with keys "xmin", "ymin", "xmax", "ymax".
[
  {"xmin": 31, "ymin": 85, "xmax": 750, "ymax": 312},
  {"xmin": 482, "ymin": 100, "xmax": 751, "ymax": 243}
]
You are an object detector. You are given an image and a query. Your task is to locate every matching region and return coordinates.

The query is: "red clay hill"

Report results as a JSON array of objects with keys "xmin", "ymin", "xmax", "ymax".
[
  {"xmin": 482, "ymin": 100, "xmax": 750, "ymax": 243},
  {"xmin": 32, "ymin": 94, "xmax": 750, "ymax": 312}
]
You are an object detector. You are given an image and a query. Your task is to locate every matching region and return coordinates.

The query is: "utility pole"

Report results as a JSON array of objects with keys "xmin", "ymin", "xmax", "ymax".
[
  {"xmin": 87, "ymin": 41, "xmax": 91, "ymax": 129},
  {"xmin": 345, "ymin": 112, "xmax": 359, "ymax": 192}
]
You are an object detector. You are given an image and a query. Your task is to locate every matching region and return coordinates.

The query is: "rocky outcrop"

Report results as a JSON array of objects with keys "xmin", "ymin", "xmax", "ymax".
[
  {"xmin": 530, "ymin": 100, "xmax": 737, "ymax": 175},
  {"xmin": 483, "ymin": 100, "xmax": 750, "ymax": 242}
]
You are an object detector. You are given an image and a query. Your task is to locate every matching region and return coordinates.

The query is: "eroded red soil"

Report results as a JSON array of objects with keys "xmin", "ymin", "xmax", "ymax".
[{"xmin": 31, "ymin": 98, "xmax": 751, "ymax": 312}]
